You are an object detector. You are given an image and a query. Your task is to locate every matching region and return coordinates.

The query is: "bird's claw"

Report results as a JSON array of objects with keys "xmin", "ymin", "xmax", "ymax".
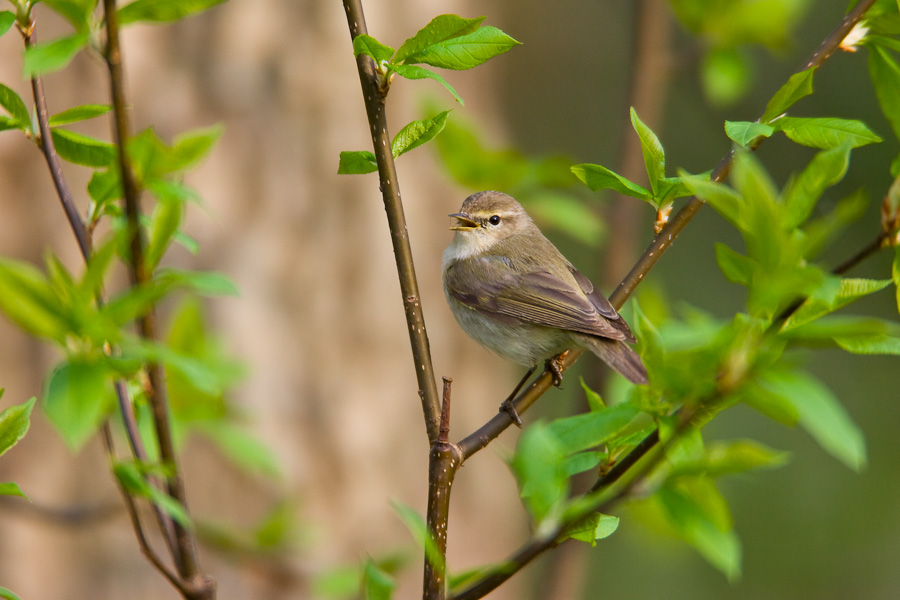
[
  {"xmin": 500, "ymin": 398, "xmax": 523, "ymax": 428},
  {"xmin": 546, "ymin": 352, "xmax": 568, "ymax": 387}
]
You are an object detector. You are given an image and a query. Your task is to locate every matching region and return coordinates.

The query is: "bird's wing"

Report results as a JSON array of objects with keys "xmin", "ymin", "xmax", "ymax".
[
  {"xmin": 568, "ymin": 267, "xmax": 636, "ymax": 342},
  {"xmin": 445, "ymin": 255, "xmax": 628, "ymax": 340}
]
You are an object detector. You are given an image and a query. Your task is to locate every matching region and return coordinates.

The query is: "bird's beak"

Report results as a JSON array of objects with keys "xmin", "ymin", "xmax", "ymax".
[{"xmin": 449, "ymin": 213, "xmax": 479, "ymax": 230}]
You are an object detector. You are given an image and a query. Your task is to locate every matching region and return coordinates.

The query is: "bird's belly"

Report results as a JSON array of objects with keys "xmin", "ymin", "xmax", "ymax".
[{"xmin": 450, "ymin": 303, "xmax": 570, "ymax": 367}]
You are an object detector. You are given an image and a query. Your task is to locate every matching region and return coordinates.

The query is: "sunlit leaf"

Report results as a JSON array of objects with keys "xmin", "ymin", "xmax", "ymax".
[
  {"xmin": 394, "ymin": 14, "xmax": 484, "ymax": 64},
  {"xmin": 761, "ymin": 67, "xmax": 816, "ymax": 123},
  {"xmin": 43, "ymin": 361, "xmax": 114, "ymax": 451},
  {"xmin": 389, "ymin": 64, "xmax": 463, "ymax": 104},
  {"xmin": 0, "ymin": 397, "xmax": 35, "ymax": 457},
  {"xmin": 48, "ymin": 104, "xmax": 112, "ymax": 126},
  {"xmin": 118, "ymin": 0, "xmax": 227, "ymax": 25},
  {"xmin": 23, "ymin": 32, "xmax": 90, "ymax": 77},
  {"xmin": 337, "ymin": 150, "xmax": 377, "ymax": 175},
  {"xmin": 571, "ymin": 163, "xmax": 651, "ymax": 202},
  {"xmin": 724, "ymin": 120, "xmax": 774, "ymax": 147},
  {"xmin": 391, "ymin": 110, "xmax": 451, "ymax": 158}
]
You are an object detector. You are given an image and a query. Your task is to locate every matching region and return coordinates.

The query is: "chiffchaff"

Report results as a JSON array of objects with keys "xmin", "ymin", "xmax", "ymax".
[{"xmin": 442, "ymin": 191, "xmax": 648, "ymax": 397}]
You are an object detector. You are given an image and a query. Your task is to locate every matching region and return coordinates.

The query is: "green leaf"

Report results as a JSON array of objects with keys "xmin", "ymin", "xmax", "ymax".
[
  {"xmin": 389, "ymin": 63, "xmax": 464, "ymax": 104},
  {"xmin": 571, "ymin": 163, "xmax": 651, "ymax": 201},
  {"xmin": 391, "ymin": 501, "xmax": 444, "ymax": 575},
  {"xmin": 400, "ymin": 26, "xmax": 520, "ymax": 70},
  {"xmin": 782, "ymin": 277, "xmax": 892, "ymax": 331},
  {"xmin": 0, "ymin": 83, "xmax": 30, "ymax": 129},
  {"xmin": 361, "ymin": 558, "xmax": 395, "ymax": 600},
  {"xmin": 0, "ymin": 398, "xmax": 35, "ymax": 457},
  {"xmin": 395, "ymin": 14, "xmax": 485, "ymax": 64},
  {"xmin": 0, "ymin": 258, "xmax": 69, "ymax": 341},
  {"xmin": 337, "ymin": 150, "xmax": 377, "ymax": 175},
  {"xmin": 760, "ymin": 370, "xmax": 866, "ymax": 471},
  {"xmin": 834, "ymin": 333, "xmax": 900, "ymax": 355},
  {"xmin": 0, "ymin": 482, "xmax": 28, "ymax": 499},
  {"xmin": 630, "ymin": 107, "xmax": 665, "ymax": 196},
  {"xmin": 48, "ymin": 104, "xmax": 112, "ymax": 126},
  {"xmin": 671, "ymin": 439, "xmax": 790, "ymax": 477},
  {"xmin": 42, "ymin": 0, "xmax": 96, "ymax": 32},
  {"xmin": 88, "ymin": 168, "xmax": 122, "ymax": 207},
  {"xmin": 157, "ymin": 268, "xmax": 239, "ymax": 296},
  {"xmin": 894, "ymin": 247, "xmax": 900, "ymax": 314},
  {"xmin": 23, "ymin": 31, "xmax": 90, "ymax": 77},
  {"xmin": 512, "ymin": 422, "xmax": 568, "ymax": 524},
  {"xmin": 352, "ymin": 34, "xmax": 395, "ymax": 66},
  {"xmin": 679, "ymin": 171, "xmax": 742, "ymax": 226},
  {"xmin": 0, "ymin": 11, "xmax": 15, "ymax": 38},
  {"xmin": 391, "ymin": 110, "xmax": 451, "ymax": 159},
  {"xmin": 782, "ymin": 143, "xmax": 852, "ymax": 228},
  {"xmin": 168, "ymin": 124, "xmax": 223, "ymax": 171},
  {"xmin": 113, "ymin": 461, "xmax": 193, "ymax": 527},
  {"xmin": 0, "ymin": 587, "xmax": 24, "ymax": 600},
  {"xmin": 43, "ymin": 361, "xmax": 114, "ymax": 451},
  {"xmin": 761, "ymin": 66, "xmax": 816, "ymax": 123},
  {"xmin": 145, "ymin": 196, "xmax": 184, "ymax": 272},
  {"xmin": 714, "ymin": 243, "xmax": 755, "ymax": 286},
  {"xmin": 869, "ymin": 44, "xmax": 900, "ymax": 141},
  {"xmin": 657, "ymin": 478, "xmax": 742, "ymax": 580},
  {"xmin": 701, "ymin": 47, "xmax": 752, "ymax": 106},
  {"xmin": 724, "ymin": 121, "xmax": 774, "ymax": 147},
  {"xmin": 118, "ymin": 0, "xmax": 227, "ymax": 25},
  {"xmin": 773, "ymin": 117, "xmax": 882, "ymax": 149},
  {"xmin": 564, "ymin": 512, "xmax": 619, "ymax": 545},
  {"xmin": 195, "ymin": 421, "xmax": 281, "ymax": 478},
  {"xmin": 546, "ymin": 403, "xmax": 641, "ymax": 455},
  {"xmin": 580, "ymin": 377, "xmax": 605, "ymax": 411},
  {"xmin": 51, "ymin": 128, "xmax": 116, "ymax": 167}
]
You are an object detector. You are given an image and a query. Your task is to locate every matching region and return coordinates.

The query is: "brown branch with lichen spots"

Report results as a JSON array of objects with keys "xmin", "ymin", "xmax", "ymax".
[{"xmin": 342, "ymin": 0, "xmax": 441, "ymax": 443}]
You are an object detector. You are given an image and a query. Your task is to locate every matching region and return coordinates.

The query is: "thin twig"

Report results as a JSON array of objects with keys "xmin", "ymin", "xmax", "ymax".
[
  {"xmin": 102, "ymin": 1, "xmax": 211, "ymax": 596},
  {"xmin": 342, "ymin": 0, "xmax": 442, "ymax": 443}
]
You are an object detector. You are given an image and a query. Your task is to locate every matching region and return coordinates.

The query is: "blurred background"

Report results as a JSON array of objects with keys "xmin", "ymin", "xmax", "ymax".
[{"xmin": 1, "ymin": 0, "xmax": 899, "ymax": 598}]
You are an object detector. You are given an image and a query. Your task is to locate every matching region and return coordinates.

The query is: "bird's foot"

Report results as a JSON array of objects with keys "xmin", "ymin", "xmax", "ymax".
[
  {"xmin": 500, "ymin": 398, "xmax": 523, "ymax": 428},
  {"xmin": 546, "ymin": 351, "xmax": 568, "ymax": 387}
]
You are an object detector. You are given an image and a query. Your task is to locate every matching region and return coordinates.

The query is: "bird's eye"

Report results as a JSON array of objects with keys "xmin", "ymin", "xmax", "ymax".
[{"xmin": 488, "ymin": 215, "xmax": 501, "ymax": 225}]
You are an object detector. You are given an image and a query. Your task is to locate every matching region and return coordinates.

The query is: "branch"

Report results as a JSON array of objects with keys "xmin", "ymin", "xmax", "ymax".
[
  {"xmin": 457, "ymin": 0, "xmax": 878, "ymax": 461},
  {"xmin": 342, "ymin": 0, "xmax": 441, "ymax": 443},
  {"xmin": 102, "ymin": 1, "xmax": 212, "ymax": 597}
]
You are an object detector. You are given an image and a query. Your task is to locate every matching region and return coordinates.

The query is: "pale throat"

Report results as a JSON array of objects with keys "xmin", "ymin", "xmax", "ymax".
[{"xmin": 442, "ymin": 229, "xmax": 498, "ymax": 263}]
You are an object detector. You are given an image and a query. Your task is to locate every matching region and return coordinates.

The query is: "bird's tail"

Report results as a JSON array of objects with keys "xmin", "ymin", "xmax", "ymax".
[{"xmin": 580, "ymin": 336, "xmax": 648, "ymax": 385}]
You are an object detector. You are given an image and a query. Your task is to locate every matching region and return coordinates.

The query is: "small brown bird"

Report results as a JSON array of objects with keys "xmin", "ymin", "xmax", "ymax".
[{"xmin": 442, "ymin": 191, "xmax": 648, "ymax": 400}]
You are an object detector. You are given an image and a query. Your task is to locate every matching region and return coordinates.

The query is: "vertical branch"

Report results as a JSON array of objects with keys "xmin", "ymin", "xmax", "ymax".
[
  {"xmin": 424, "ymin": 378, "xmax": 460, "ymax": 600},
  {"xmin": 342, "ymin": 0, "xmax": 441, "ymax": 443},
  {"xmin": 101, "ymin": 2, "xmax": 212, "ymax": 596}
]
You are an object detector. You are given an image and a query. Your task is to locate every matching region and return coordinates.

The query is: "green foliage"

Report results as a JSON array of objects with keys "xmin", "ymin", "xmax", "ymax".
[
  {"xmin": 117, "ymin": 0, "xmax": 228, "ymax": 25},
  {"xmin": 114, "ymin": 460, "xmax": 193, "ymax": 527},
  {"xmin": 43, "ymin": 360, "xmax": 115, "ymax": 451},
  {"xmin": 0, "ymin": 83, "xmax": 30, "ymax": 132},
  {"xmin": 23, "ymin": 31, "xmax": 90, "ymax": 77},
  {"xmin": 338, "ymin": 111, "xmax": 451, "ymax": 174},
  {"xmin": 0, "ymin": 11, "xmax": 15, "ymax": 38},
  {"xmin": 361, "ymin": 558, "xmax": 395, "ymax": 600},
  {"xmin": 761, "ymin": 67, "xmax": 816, "ymax": 123},
  {"xmin": 573, "ymin": 108, "xmax": 693, "ymax": 209},
  {"xmin": 0, "ymin": 586, "xmax": 24, "ymax": 600},
  {"xmin": 0, "ymin": 397, "xmax": 35, "ymax": 459}
]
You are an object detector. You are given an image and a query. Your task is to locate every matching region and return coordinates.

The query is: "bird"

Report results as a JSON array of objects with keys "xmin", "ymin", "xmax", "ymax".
[{"xmin": 442, "ymin": 191, "xmax": 647, "ymax": 422}]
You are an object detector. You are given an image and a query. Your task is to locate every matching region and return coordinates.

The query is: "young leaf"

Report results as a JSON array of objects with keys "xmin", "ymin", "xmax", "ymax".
[
  {"xmin": 0, "ymin": 482, "xmax": 28, "ymax": 499},
  {"xmin": 113, "ymin": 461, "xmax": 193, "ymax": 527},
  {"xmin": 391, "ymin": 110, "xmax": 451, "ymax": 159},
  {"xmin": 337, "ymin": 150, "xmax": 378, "ymax": 174},
  {"xmin": 868, "ymin": 45, "xmax": 900, "ymax": 141},
  {"xmin": 724, "ymin": 121, "xmax": 775, "ymax": 147},
  {"xmin": 194, "ymin": 421, "xmax": 281, "ymax": 478},
  {"xmin": 23, "ymin": 32, "xmax": 90, "ymax": 77},
  {"xmin": 657, "ymin": 478, "xmax": 742, "ymax": 581},
  {"xmin": 145, "ymin": 198, "xmax": 184, "ymax": 272},
  {"xmin": 48, "ymin": 104, "xmax": 112, "ymax": 126},
  {"xmin": 783, "ymin": 143, "xmax": 852, "ymax": 228},
  {"xmin": 714, "ymin": 243, "xmax": 755, "ymax": 287},
  {"xmin": 0, "ymin": 587, "xmax": 24, "ymax": 600},
  {"xmin": 391, "ymin": 501, "xmax": 444, "ymax": 575},
  {"xmin": 571, "ymin": 163, "xmax": 651, "ymax": 202},
  {"xmin": 760, "ymin": 370, "xmax": 866, "ymax": 471},
  {"xmin": 389, "ymin": 64, "xmax": 463, "ymax": 104},
  {"xmin": 630, "ymin": 107, "xmax": 665, "ymax": 196},
  {"xmin": 781, "ymin": 277, "xmax": 892, "ymax": 331},
  {"xmin": 834, "ymin": 333, "xmax": 900, "ymax": 355},
  {"xmin": 580, "ymin": 377, "xmax": 605, "ymax": 411},
  {"xmin": 679, "ymin": 171, "xmax": 741, "ymax": 226},
  {"xmin": 352, "ymin": 34, "xmax": 395, "ymax": 66},
  {"xmin": 394, "ymin": 14, "xmax": 485, "ymax": 64},
  {"xmin": 0, "ymin": 397, "xmax": 35, "ymax": 457},
  {"xmin": 0, "ymin": 11, "xmax": 15, "ymax": 38},
  {"xmin": 43, "ymin": 361, "xmax": 114, "ymax": 451},
  {"xmin": 399, "ymin": 26, "xmax": 520, "ymax": 70},
  {"xmin": 0, "ymin": 83, "xmax": 30, "ymax": 129},
  {"xmin": 773, "ymin": 117, "xmax": 882, "ymax": 149},
  {"xmin": 88, "ymin": 168, "xmax": 122, "ymax": 206},
  {"xmin": 546, "ymin": 403, "xmax": 641, "ymax": 455},
  {"xmin": 51, "ymin": 129, "xmax": 116, "ymax": 167},
  {"xmin": 512, "ymin": 423, "xmax": 568, "ymax": 524},
  {"xmin": 0, "ymin": 258, "xmax": 69, "ymax": 341},
  {"xmin": 42, "ymin": 0, "xmax": 95, "ymax": 31},
  {"xmin": 563, "ymin": 512, "xmax": 619, "ymax": 545},
  {"xmin": 361, "ymin": 558, "xmax": 395, "ymax": 600},
  {"xmin": 761, "ymin": 67, "xmax": 816, "ymax": 123},
  {"xmin": 167, "ymin": 124, "xmax": 223, "ymax": 171},
  {"xmin": 118, "ymin": 0, "xmax": 227, "ymax": 25},
  {"xmin": 157, "ymin": 268, "xmax": 239, "ymax": 296}
]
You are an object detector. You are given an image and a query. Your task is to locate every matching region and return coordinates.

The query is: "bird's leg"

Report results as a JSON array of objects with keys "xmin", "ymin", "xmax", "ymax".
[
  {"xmin": 546, "ymin": 350, "xmax": 569, "ymax": 387},
  {"xmin": 499, "ymin": 365, "xmax": 537, "ymax": 428}
]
